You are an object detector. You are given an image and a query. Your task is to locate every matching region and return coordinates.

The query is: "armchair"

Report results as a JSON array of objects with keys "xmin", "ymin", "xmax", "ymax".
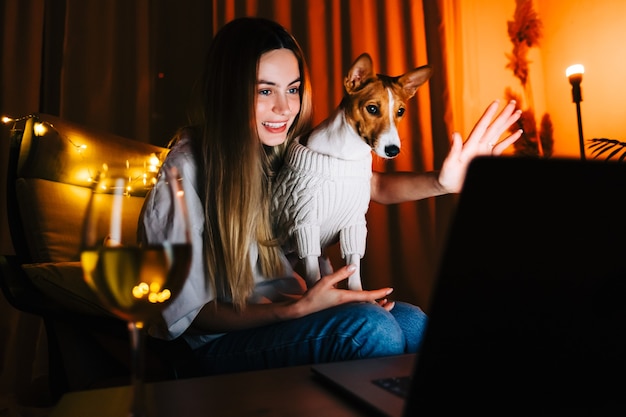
[{"xmin": 0, "ymin": 114, "xmax": 197, "ymax": 401}]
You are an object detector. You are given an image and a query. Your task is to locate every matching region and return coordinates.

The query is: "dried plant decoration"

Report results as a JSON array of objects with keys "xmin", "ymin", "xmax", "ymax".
[
  {"xmin": 506, "ymin": 0, "xmax": 543, "ymax": 87},
  {"xmin": 505, "ymin": 0, "xmax": 553, "ymax": 157}
]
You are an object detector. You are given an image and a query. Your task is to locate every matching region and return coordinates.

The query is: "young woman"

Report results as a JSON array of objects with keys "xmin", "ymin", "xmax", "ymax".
[{"xmin": 139, "ymin": 17, "xmax": 522, "ymax": 375}]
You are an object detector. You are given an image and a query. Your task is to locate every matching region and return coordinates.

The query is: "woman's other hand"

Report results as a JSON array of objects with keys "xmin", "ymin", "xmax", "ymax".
[
  {"xmin": 293, "ymin": 264, "xmax": 395, "ymax": 316},
  {"xmin": 438, "ymin": 100, "xmax": 523, "ymax": 194}
]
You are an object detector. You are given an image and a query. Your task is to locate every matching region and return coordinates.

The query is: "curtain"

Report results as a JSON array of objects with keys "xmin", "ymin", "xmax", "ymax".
[
  {"xmin": 1, "ymin": 0, "xmax": 455, "ymax": 307},
  {"xmin": 208, "ymin": 0, "xmax": 457, "ymax": 310},
  {"xmin": 1, "ymin": 0, "xmax": 457, "ymax": 404}
]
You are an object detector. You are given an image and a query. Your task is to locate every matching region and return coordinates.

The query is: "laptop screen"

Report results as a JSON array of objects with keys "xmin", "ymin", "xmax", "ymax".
[{"xmin": 404, "ymin": 156, "xmax": 626, "ymax": 415}]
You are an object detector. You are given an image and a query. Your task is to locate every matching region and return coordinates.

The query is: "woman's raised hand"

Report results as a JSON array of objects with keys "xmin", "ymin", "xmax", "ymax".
[{"xmin": 438, "ymin": 100, "xmax": 523, "ymax": 194}]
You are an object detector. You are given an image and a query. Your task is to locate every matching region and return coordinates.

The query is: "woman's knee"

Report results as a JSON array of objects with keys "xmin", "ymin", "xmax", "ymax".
[
  {"xmin": 390, "ymin": 302, "xmax": 428, "ymax": 352},
  {"xmin": 332, "ymin": 303, "xmax": 406, "ymax": 357}
]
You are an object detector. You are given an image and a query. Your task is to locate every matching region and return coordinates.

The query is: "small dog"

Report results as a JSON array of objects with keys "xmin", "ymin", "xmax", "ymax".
[{"xmin": 273, "ymin": 53, "xmax": 432, "ymax": 290}]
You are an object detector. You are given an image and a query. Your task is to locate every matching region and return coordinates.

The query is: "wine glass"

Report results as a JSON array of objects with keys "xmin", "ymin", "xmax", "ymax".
[{"xmin": 80, "ymin": 163, "xmax": 192, "ymax": 417}]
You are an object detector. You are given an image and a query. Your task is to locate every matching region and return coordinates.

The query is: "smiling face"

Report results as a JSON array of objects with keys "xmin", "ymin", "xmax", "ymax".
[{"xmin": 255, "ymin": 48, "xmax": 302, "ymax": 147}]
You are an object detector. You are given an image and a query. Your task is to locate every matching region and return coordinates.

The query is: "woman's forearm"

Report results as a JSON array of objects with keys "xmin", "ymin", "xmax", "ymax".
[
  {"xmin": 370, "ymin": 171, "xmax": 448, "ymax": 204},
  {"xmin": 189, "ymin": 263, "xmax": 394, "ymax": 334},
  {"xmin": 190, "ymin": 299, "xmax": 303, "ymax": 334}
]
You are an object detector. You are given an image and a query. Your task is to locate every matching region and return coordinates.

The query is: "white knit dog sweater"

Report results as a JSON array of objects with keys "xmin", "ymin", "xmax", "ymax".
[{"xmin": 273, "ymin": 141, "xmax": 372, "ymax": 261}]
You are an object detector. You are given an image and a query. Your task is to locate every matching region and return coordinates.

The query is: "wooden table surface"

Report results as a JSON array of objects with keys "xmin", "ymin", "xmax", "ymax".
[{"xmin": 49, "ymin": 362, "xmax": 380, "ymax": 417}]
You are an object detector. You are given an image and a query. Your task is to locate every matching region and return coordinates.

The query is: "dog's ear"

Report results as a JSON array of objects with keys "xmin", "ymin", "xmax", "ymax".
[
  {"xmin": 399, "ymin": 65, "xmax": 432, "ymax": 99},
  {"xmin": 344, "ymin": 53, "xmax": 374, "ymax": 93}
]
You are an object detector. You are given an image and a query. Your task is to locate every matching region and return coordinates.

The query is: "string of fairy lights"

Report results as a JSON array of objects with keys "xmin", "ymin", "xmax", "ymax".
[{"xmin": 2, "ymin": 114, "xmax": 164, "ymax": 193}]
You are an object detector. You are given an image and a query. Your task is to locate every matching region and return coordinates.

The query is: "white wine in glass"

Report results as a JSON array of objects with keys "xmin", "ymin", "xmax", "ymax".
[{"xmin": 81, "ymin": 164, "xmax": 191, "ymax": 417}]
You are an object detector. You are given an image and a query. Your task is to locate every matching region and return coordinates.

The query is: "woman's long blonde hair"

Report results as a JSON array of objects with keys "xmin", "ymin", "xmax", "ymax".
[{"xmin": 185, "ymin": 17, "xmax": 312, "ymax": 309}]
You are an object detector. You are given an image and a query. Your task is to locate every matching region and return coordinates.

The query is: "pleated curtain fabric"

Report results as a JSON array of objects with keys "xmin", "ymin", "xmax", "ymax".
[{"xmin": 1, "ymin": 0, "xmax": 457, "ymax": 310}]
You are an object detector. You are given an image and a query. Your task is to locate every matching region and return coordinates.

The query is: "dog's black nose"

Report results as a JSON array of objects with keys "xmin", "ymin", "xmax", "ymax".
[{"xmin": 385, "ymin": 145, "xmax": 400, "ymax": 158}]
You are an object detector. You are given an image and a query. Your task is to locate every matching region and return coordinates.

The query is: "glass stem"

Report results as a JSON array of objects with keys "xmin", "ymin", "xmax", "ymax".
[{"xmin": 129, "ymin": 321, "xmax": 146, "ymax": 417}]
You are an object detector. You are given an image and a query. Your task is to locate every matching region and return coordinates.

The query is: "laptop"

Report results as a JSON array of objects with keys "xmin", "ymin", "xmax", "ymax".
[{"xmin": 312, "ymin": 156, "xmax": 626, "ymax": 416}]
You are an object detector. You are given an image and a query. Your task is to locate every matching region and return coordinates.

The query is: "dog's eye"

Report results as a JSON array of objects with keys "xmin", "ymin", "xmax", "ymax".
[
  {"xmin": 397, "ymin": 108, "xmax": 406, "ymax": 117},
  {"xmin": 366, "ymin": 105, "xmax": 379, "ymax": 115}
]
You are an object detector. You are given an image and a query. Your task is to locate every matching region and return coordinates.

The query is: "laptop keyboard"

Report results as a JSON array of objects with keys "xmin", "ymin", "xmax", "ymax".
[{"xmin": 372, "ymin": 376, "xmax": 412, "ymax": 398}]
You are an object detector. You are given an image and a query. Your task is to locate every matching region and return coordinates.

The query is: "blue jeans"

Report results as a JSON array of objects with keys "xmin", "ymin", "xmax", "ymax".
[{"xmin": 192, "ymin": 301, "xmax": 427, "ymax": 374}]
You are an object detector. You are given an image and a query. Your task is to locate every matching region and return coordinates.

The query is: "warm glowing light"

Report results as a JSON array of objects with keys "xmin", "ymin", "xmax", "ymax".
[
  {"xmin": 132, "ymin": 281, "xmax": 171, "ymax": 303},
  {"xmin": 33, "ymin": 122, "xmax": 48, "ymax": 136},
  {"xmin": 74, "ymin": 144, "xmax": 87, "ymax": 153},
  {"xmin": 1, "ymin": 114, "xmax": 38, "ymax": 125},
  {"xmin": 157, "ymin": 289, "xmax": 171, "ymax": 303},
  {"xmin": 3, "ymin": 115, "xmax": 164, "ymax": 193},
  {"xmin": 148, "ymin": 154, "xmax": 160, "ymax": 166},
  {"xmin": 566, "ymin": 64, "xmax": 585, "ymax": 77},
  {"xmin": 132, "ymin": 282, "xmax": 150, "ymax": 298}
]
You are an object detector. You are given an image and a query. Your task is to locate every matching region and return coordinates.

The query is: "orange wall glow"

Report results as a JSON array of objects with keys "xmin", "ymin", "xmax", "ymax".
[
  {"xmin": 454, "ymin": 0, "xmax": 626, "ymax": 158},
  {"xmin": 538, "ymin": 0, "xmax": 626, "ymax": 157}
]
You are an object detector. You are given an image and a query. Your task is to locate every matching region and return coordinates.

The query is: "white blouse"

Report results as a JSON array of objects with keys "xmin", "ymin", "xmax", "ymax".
[{"xmin": 138, "ymin": 135, "xmax": 307, "ymax": 349}]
